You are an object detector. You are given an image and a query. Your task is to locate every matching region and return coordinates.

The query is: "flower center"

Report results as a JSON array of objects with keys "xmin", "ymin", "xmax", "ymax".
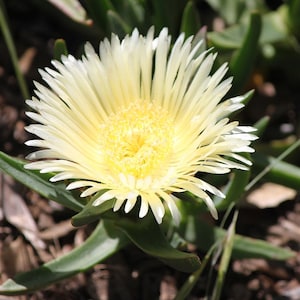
[{"xmin": 100, "ymin": 101, "xmax": 174, "ymax": 179}]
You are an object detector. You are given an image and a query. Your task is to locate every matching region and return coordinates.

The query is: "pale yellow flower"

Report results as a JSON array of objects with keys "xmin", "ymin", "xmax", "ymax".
[{"xmin": 25, "ymin": 28, "xmax": 256, "ymax": 224}]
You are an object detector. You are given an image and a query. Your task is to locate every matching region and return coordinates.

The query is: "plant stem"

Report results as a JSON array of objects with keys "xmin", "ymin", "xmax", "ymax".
[{"xmin": 0, "ymin": 0, "xmax": 30, "ymax": 99}]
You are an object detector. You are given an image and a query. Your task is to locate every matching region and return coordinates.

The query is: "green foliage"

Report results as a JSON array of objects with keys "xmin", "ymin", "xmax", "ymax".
[
  {"xmin": 179, "ymin": 215, "xmax": 294, "ymax": 261},
  {"xmin": 0, "ymin": 151, "xmax": 83, "ymax": 212},
  {"xmin": 228, "ymin": 12, "xmax": 262, "ymax": 94},
  {"xmin": 211, "ymin": 212, "xmax": 237, "ymax": 300},
  {"xmin": 117, "ymin": 215, "xmax": 201, "ymax": 273},
  {"xmin": 0, "ymin": 220, "xmax": 129, "ymax": 295},
  {"xmin": 0, "ymin": 0, "xmax": 29, "ymax": 99},
  {"xmin": 53, "ymin": 39, "xmax": 69, "ymax": 61},
  {"xmin": 180, "ymin": 1, "xmax": 201, "ymax": 37}
]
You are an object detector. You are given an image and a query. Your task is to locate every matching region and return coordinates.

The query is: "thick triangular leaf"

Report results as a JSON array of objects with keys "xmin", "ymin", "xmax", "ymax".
[
  {"xmin": 53, "ymin": 38, "xmax": 68, "ymax": 61},
  {"xmin": 180, "ymin": 1, "xmax": 201, "ymax": 37},
  {"xmin": 180, "ymin": 216, "xmax": 295, "ymax": 260},
  {"xmin": 117, "ymin": 217, "xmax": 201, "ymax": 273},
  {"xmin": 72, "ymin": 195, "xmax": 116, "ymax": 227},
  {"xmin": 252, "ymin": 152, "xmax": 300, "ymax": 190},
  {"xmin": 229, "ymin": 12, "xmax": 262, "ymax": 94},
  {"xmin": 215, "ymin": 156, "xmax": 251, "ymax": 210},
  {"xmin": 0, "ymin": 220, "xmax": 129, "ymax": 295},
  {"xmin": 107, "ymin": 10, "xmax": 131, "ymax": 36},
  {"xmin": 0, "ymin": 151, "xmax": 83, "ymax": 212}
]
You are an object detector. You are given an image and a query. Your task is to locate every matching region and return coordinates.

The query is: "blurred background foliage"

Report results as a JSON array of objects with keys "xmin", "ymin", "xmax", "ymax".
[{"xmin": 3, "ymin": 0, "xmax": 300, "ymax": 128}]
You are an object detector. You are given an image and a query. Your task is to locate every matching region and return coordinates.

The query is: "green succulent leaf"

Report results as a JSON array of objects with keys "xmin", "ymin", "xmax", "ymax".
[
  {"xmin": 112, "ymin": 0, "xmax": 145, "ymax": 28},
  {"xmin": 229, "ymin": 12, "xmax": 262, "ymax": 94},
  {"xmin": 107, "ymin": 10, "xmax": 131, "ymax": 36},
  {"xmin": 252, "ymin": 152, "xmax": 300, "ymax": 190},
  {"xmin": 180, "ymin": 1, "xmax": 201, "ymax": 37},
  {"xmin": 117, "ymin": 216, "xmax": 201, "ymax": 273},
  {"xmin": 0, "ymin": 220, "xmax": 129, "ymax": 295},
  {"xmin": 214, "ymin": 162, "xmax": 251, "ymax": 211},
  {"xmin": 252, "ymin": 116, "xmax": 270, "ymax": 138},
  {"xmin": 288, "ymin": 0, "xmax": 300, "ymax": 37},
  {"xmin": 0, "ymin": 151, "xmax": 83, "ymax": 212},
  {"xmin": 208, "ymin": 6, "xmax": 289, "ymax": 50},
  {"xmin": 180, "ymin": 216, "xmax": 295, "ymax": 260},
  {"xmin": 85, "ymin": 0, "xmax": 114, "ymax": 30},
  {"xmin": 72, "ymin": 195, "xmax": 116, "ymax": 227},
  {"xmin": 53, "ymin": 38, "xmax": 68, "ymax": 61}
]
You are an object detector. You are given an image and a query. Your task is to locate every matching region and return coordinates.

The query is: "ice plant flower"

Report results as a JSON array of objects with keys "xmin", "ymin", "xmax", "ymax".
[{"xmin": 25, "ymin": 28, "xmax": 256, "ymax": 224}]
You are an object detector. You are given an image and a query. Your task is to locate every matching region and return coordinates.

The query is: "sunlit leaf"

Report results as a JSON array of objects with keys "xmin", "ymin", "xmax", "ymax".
[{"xmin": 0, "ymin": 151, "xmax": 83, "ymax": 212}]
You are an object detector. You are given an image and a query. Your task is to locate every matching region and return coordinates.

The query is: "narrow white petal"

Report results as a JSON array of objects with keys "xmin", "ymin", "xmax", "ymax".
[{"xmin": 124, "ymin": 192, "xmax": 138, "ymax": 213}]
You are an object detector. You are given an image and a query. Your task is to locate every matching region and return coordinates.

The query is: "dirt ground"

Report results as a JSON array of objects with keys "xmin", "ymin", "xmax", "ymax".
[{"xmin": 1, "ymin": 1, "xmax": 300, "ymax": 299}]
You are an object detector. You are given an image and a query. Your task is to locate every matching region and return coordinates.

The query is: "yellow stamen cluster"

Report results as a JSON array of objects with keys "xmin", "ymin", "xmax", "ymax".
[{"xmin": 100, "ymin": 101, "xmax": 174, "ymax": 178}]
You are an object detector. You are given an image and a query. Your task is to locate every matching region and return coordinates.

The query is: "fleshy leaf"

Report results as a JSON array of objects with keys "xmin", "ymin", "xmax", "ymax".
[
  {"xmin": 53, "ymin": 38, "xmax": 68, "ymax": 61},
  {"xmin": 180, "ymin": 1, "xmax": 201, "ymax": 37},
  {"xmin": 180, "ymin": 216, "xmax": 295, "ymax": 260},
  {"xmin": 229, "ymin": 12, "xmax": 262, "ymax": 94},
  {"xmin": 214, "ymin": 162, "xmax": 251, "ymax": 210},
  {"xmin": 252, "ymin": 152, "xmax": 300, "ymax": 190},
  {"xmin": 288, "ymin": 0, "xmax": 300, "ymax": 37},
  {"xmin": 0, "ymin": 151, "xmax": 83, "ymax": 212},
  {"xmin": 0, "ymin": 220, "xmax": 129, "ymax": 295},
  {"xmin": 72, "ymin": 194, "xmax": 116, "ymax": 227},
  {"xmin": 107, "ymin": 10, "xmax": 131, "ymax": 36},
  {"xmin": 85, "ymin": 0, "xmax": 113, "ymax": 30},
  {"xmin": 117, "ymin": 216, "xmax": 201, "ymax": 273}
]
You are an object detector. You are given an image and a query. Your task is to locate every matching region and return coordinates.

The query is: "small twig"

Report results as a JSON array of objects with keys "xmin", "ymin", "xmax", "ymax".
[
  {"xmin": 246, "ymin": 139, "xmax": 300, "ymax": 191},
  {"xmin": 0, "ymin": 0, "xmax": 30, "ymax": 99}
]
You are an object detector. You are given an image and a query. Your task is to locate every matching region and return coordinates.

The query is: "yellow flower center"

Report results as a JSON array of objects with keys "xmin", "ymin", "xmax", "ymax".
[{"xmin": 100, "ymin": 101, "xmax": 174, "ymax": 179}]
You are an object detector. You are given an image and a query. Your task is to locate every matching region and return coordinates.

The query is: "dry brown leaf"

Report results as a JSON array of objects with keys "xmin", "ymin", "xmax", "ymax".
[
  {"xmin": 18, "ymin": 47, "xmax": 37, "ymax": 75},
  {"xmin": 0, "ymin": 236, "xmax": 38, "ymax": 278},
  {"xmin": 38, "ymin": 219, "xmax": 75, "ymax": 240},
  {"xmin": 247, "ymin": 182, "xmax": 297, "ymax": 209},
  {"xmin": 2, "ymin": 175, "xmax": 46, "ymax": 250}
]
